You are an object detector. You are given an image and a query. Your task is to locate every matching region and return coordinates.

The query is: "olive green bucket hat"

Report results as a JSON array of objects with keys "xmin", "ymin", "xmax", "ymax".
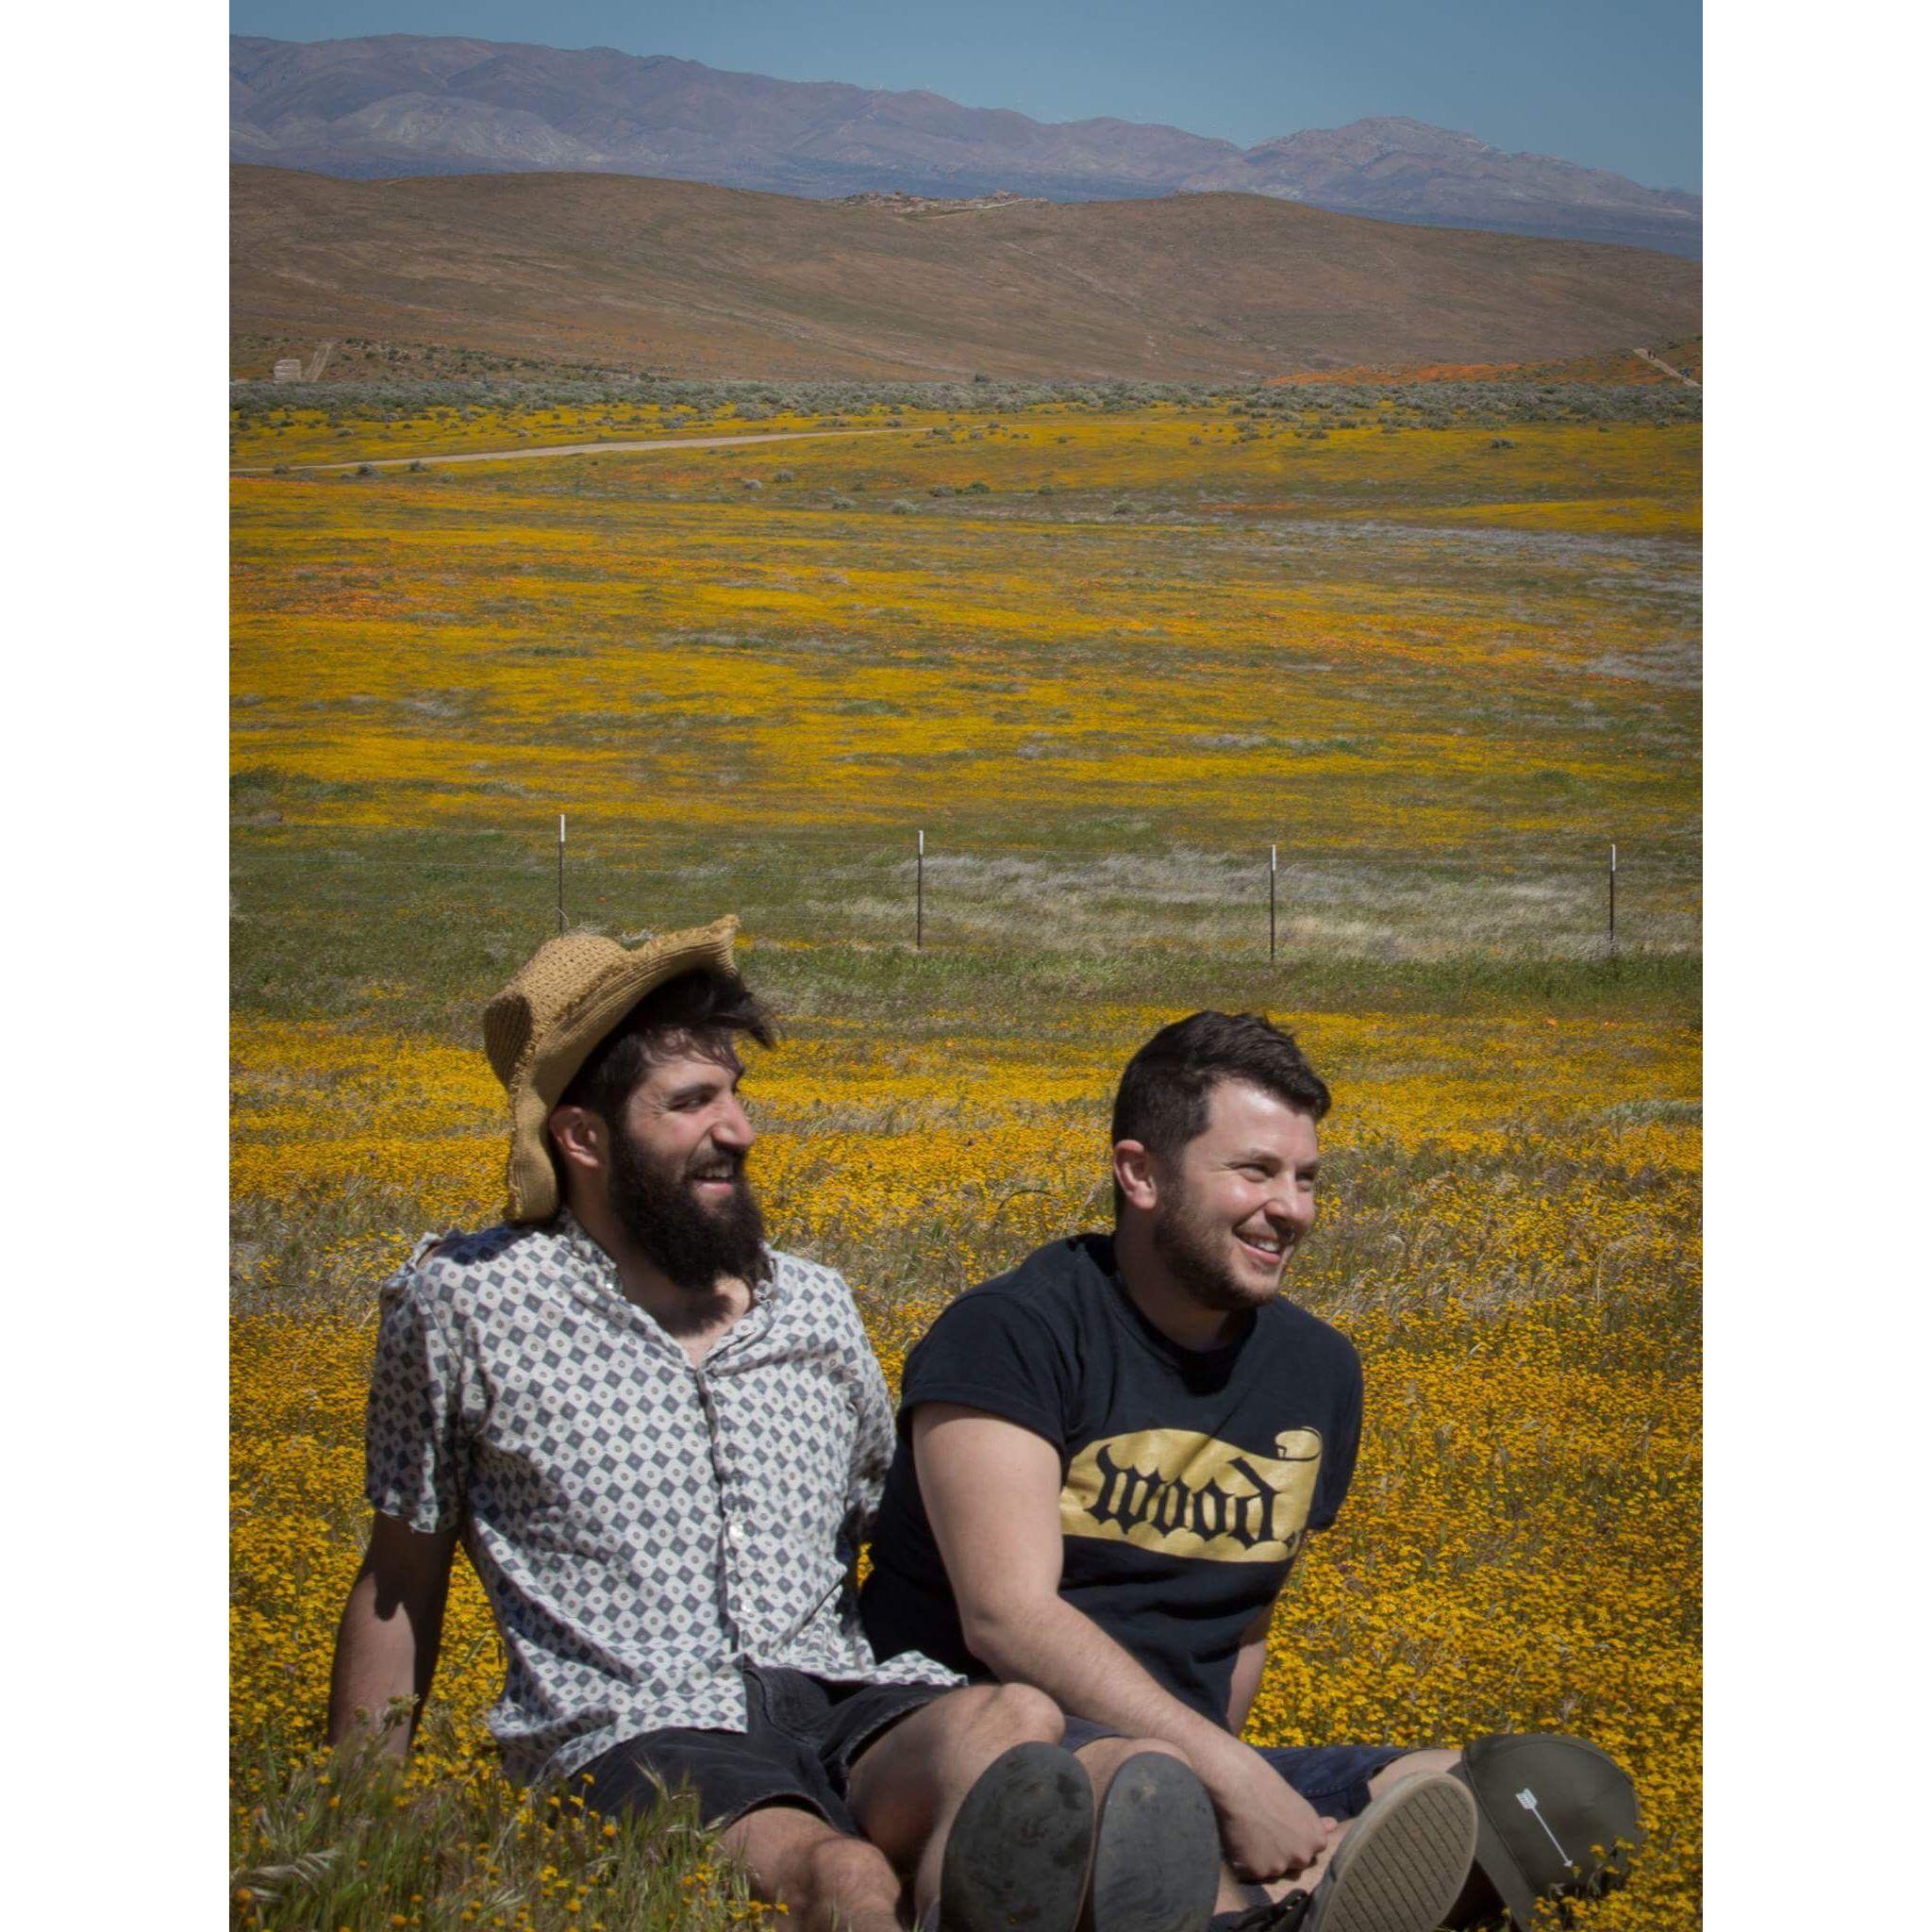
[
  {"xmin": 1449, "ymin": 1733, "xmax": 1643, "ymax": 1928},
  {"xmin": 483, "ymin": 915, "xmax": 740, "ymax": 1224}
]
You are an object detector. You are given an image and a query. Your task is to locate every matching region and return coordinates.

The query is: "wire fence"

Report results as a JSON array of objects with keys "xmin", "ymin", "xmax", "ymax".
[{"xmin": 233, "ymin": 818, "xmax": 1685, "ymax": 953}]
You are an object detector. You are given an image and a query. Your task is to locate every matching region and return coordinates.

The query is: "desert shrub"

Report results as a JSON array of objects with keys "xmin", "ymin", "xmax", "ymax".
[{"xmin": 225, "ymin": 371, "xmax": 1698, "ymax": 434}]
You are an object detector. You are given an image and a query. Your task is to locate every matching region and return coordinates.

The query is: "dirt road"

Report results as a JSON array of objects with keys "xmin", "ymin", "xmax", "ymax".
[
  {"xmin": 232, "ymin": 425, "xmax": 908, "ymax": 476},
  {"xmin": 1635, "ymin": 346, "xmax": 1699, "ymax": 389}
]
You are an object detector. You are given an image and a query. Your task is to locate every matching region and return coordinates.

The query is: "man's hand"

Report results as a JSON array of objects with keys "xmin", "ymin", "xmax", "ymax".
[{"xmin": 1193, "ymin": 1732, "xmax": 1337, "ymax": 1880}]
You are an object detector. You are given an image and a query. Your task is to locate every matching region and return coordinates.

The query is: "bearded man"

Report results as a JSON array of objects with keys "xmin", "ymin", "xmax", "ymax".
[
  {"xmin": 326, "ymin": 920, "xmax": 1227, "ymax": 1932},
  {"xmin": 860, "ymin": 1012, "xmax": 1641, "ymax": 1932}
]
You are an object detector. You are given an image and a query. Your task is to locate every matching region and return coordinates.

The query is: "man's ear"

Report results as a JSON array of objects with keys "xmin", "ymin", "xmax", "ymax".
[
  {"xmin": 547, "ymin": 1104, "xmax": 607, "ymax": 1179},
  {"xmin": 1113, "ymin": 1139, "xmax": 1158, "ymax": 1212}
]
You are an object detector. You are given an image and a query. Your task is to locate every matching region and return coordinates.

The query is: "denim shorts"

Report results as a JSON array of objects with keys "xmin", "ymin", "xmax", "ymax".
[
  {"xmin": 1060, "ymin": 1715, "xmax": 1407, "ymax": 1823},
  {"xmin": 574, "ymin": 1666, "xmax": 944, "ymax": 1834}
]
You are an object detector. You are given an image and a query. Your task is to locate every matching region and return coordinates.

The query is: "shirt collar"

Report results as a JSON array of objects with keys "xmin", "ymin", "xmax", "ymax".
[{"xmin": 553, "ymin": 1208, "xmax": 624, "ymax": 1296}]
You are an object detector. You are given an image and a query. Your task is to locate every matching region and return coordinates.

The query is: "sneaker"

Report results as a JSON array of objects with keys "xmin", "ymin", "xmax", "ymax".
[
  {"xmin": 1083, "ymin": 1751, "xmax": 1222, "ymax": 1932},
  {"xmin": 1287, "ymin": 1773, "xmax": 1478, "ymax": 1932},
  {"xmin": 939, "ymin": 1740, "xmax": 1095, "ymax": 1932}
]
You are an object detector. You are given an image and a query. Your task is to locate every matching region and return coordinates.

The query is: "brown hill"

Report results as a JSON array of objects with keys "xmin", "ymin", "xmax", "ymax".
[{"xmin": 230, "ymin": 165, "xmax": 1702, "ymax": 382}]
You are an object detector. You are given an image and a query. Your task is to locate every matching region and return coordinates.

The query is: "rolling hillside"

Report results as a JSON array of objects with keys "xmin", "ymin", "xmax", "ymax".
[{"xmin": 231, "ymin": 165, "xmax": 1702, "ymax": 382}]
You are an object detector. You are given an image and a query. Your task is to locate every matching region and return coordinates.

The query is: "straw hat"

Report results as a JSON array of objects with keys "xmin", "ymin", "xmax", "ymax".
[{"xmin": 483, "ymin": 915, "xmax": 740, "ymax": 1224}]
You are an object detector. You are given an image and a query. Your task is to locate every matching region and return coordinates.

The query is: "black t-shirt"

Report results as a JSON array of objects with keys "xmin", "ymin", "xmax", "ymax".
[{"xmin": 860, "ymin": 1233, "xmax": 1363, "ymax": 1730}]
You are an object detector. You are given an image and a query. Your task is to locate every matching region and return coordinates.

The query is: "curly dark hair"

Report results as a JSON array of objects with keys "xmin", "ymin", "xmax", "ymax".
[{"xmin": 555, "ymin": 965, "xmax": 776, "ymax": 1132}]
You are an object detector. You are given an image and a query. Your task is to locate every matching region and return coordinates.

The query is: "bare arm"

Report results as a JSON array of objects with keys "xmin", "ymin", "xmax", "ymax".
[
  {"xmin": 1226, "ymin": 1541, "xmax": 1310, "ymax": 1735},
  {"xmin": 326, "ymin": 1511, "xmax": 459, "ymax": 1758},
  {"xmin": 914, "ymin": 1405, "xmax": 1332, "ymax": 1878},
  {"xmin": 1225, "ymin": 1600, "xmax": 1274, "ymax": 1738}
]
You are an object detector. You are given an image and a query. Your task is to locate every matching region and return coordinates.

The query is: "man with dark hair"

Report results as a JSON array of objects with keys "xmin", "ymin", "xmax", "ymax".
[
  {"xmin": 863, "ymin": 1013, "xmax": 1640, "ymax": 1932},
  {"xmin": 327, "ymin": 921, "xmax": 1226, "ymax": 1932}
]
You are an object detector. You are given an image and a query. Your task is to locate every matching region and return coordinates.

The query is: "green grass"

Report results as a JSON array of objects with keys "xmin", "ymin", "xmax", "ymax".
[{"xmin": 234, "ymin": 1725, "xmax": 769, "ymax": 1931}]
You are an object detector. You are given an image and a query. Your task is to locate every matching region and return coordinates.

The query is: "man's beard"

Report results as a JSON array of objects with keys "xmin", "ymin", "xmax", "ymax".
[
  {"xmin": 606, "ymin": 1129, "xmax": 771, "ymax": 1295},
  {"xmin": 1150, "ymin": 1189, "xmax": 1277, "ymax": 1315}
]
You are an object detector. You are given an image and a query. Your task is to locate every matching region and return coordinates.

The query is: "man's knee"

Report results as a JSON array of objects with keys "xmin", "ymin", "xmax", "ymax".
[
  {"xmin": 805, "ymin": 1829, "xmax": 894, "ymax": 1896},
  {"xmin": 957, "ymin": 1680, "xmax": 1063, "ymax": 1746},
  {"xmin": 1074, "ymin": 1732, "xmax": 1196, "ymax": 1790},
  {"xmin": 721, "ymin": 1799, "xmax": 833, "ymax": 1861},
  {"xmin": 1369, "ymin": 1746, "xmax": 1462, "ymax": 1796},
  {"xmin": 1118, "ymin": 1735, "xmax": 1191, "ymax": 1769},
  {"xmin": 722, "ymin": 1800, "xmax": 888, "ymax": 1901}
]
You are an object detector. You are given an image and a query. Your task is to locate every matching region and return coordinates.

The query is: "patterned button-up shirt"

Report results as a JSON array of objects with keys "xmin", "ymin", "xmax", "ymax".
[{"xmin": 365, "ymin": 1212, "xmax": 959, "ymax": 1786}]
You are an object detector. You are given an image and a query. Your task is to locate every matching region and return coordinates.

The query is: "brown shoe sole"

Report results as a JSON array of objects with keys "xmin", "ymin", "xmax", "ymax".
[{"xmin": 1303, "ymin": 1774, "xmax": 1478, "ymax": 1932}]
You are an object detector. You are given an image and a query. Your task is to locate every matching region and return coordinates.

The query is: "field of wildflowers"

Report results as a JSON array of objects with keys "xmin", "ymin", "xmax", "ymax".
[{"xmin": 232, "ymin": 394, "xmax": 1699, "ymax": 1930}]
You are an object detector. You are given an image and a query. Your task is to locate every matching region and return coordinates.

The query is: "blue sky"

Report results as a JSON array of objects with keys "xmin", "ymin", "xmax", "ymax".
[{"xmin": 230, "ymin": 2, "xmax": 1702, "ymax": 193}]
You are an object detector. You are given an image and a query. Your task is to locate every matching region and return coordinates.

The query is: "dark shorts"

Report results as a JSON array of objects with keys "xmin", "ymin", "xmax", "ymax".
[
  {"xmin": 1059, "ymin": 1716, "xmax": 1407, "ymax": 1824},
  {"xmin": 575, "ymin": 1667, "xmax": 944, "ymax": 1835}
]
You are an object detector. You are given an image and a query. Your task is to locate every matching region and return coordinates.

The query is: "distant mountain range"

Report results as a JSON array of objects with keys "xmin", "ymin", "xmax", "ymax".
[{"xmin": 231, "ymin": 35, "xmax": 1702, "ymax": 258}]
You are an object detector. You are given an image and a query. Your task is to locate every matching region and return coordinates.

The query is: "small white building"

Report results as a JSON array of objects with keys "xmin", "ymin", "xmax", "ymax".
[{"xmin": 272, "ymin": 358, "xmax": 304, "ymax": 383}]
